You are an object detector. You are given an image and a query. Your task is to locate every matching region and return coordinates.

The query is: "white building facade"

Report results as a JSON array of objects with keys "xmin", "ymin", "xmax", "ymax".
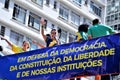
[
  {"xmin": 106, "ymin": 0, "xmax": 120, "ymax": 31},
  {"xmin": 105, "ymin": 0, "xmax": 120, "ymax": 79},
  {"xmin": 0, "ymin": 0, "xmax": 105, "ymax": 53},
  {"xmin": 0, "ymin": 0, "xmax": 107, "ymax": 80},
  {"xmin": 0, "ymin": 0, "xmax": 106, "ymax": 55}
]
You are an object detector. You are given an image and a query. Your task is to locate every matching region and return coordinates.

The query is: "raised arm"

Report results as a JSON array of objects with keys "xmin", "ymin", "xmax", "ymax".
[
  {"xmin": 40, "ymin": 18, "xmax": 47, "ymax": 41},
  {"xmin": 32, "ymin": 40, "xmax": 45, "ymax": 48},
  {"xmin": 0, "ymin": 36, "xmax": 13, "ymax": 47}
]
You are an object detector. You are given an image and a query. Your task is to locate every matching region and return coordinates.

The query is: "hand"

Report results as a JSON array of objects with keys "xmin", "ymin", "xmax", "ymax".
[
  {"xmin": 40, "ymin": 18, "xmax": 46, "ymax": 26},
  {"xmin": 0, "ymin": 35, "xmax": 6, "ymax": 40}
]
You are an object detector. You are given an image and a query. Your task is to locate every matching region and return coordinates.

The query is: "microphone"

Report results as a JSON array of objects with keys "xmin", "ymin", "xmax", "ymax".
[
  {"xmin": 58, "ymin": 28, "xmax": 61, "ymax": 39},
  {"xmin": 0, "ymin": 46, "xmax": 3, "ymax": 51}
]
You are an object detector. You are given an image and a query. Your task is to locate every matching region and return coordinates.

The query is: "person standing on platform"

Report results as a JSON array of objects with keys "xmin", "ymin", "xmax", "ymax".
[
  {"xmin": 76, "ymin": 24, "xmax": 89, "ymax": 42},
  {"xmin": 88, "ymin": 18, "xmax": 116, "ymax": 39},
  {"xmin": 0, "ymin": 36, "xmax": 30, "ymax": 54},
  {"xmin": 74, "ymin": 24, "xmax": 89, "ymax": 80},
  {"xmin": 40, "ymin": 18, "xmax": 59, "ymax": 47},
  {"xmin": 88, "ymin": 18, "xmax": 117, "ymax": 80}
]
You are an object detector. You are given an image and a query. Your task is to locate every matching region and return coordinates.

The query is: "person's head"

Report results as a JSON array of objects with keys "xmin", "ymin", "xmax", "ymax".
[
  {"xmin": 22, "ymin": 41, "xmax": 30, "ymax": 51},
  {"xmin": 78, "ymin": 24, "xmax": 89, "ymax": 33},
  {"xmin": 92, "ymin": 18, "xmax": 99, "ymax": 25},
  {"xmin": 50, "ymin": 29, "xmax": 57, "ymax": 38}
]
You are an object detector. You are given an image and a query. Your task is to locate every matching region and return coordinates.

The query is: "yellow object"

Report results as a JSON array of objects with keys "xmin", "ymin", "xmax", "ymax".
[
  {"xmin": 76, "ymin": 32, "xmax": 82, "ymax": 41},
  {"xmin": 49, "ymin": 40, "xmax": 57, "ymax": 47},
  {"xmin": 12, "ymin": 44, "xmax": 24, "ymax": 54}
]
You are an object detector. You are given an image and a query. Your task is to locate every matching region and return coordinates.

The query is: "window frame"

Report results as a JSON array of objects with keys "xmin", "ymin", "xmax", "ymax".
[
  {"xmin": 31, "ymin": 0, "xmax": 43, "ymax": 6},
  {"xmin": 4, "ymin": 0, "xmax": 10, "ymax": 9},
  {"xmin": 58, "ymin": 28, "xmax": 67, "ymax": 44},
  {"xmin": 12, "ymin": 4, "xmax": 27, "ymax": 24},
  {"xmin": 46, "ymin": 0, "xmax": 50, "ymax": 5},
  {"xmin": 28, "ymin": 12, "xmax": 41, "ymax": 31},
  {"xmin": 59, "ymin": 5, "xmax": 69, "ymax": 21},
  {"xmin": 72, "ymin": 0, "xmax": 82, "ymax": 6},
  {"xmin": 71, "ymin": 11, "xmax": 80, "ymax": 26},
  {"xmin": 10, "ymin": 30, "xmax": 24, "ymax": 46},
  {"xmin": 69, "ymin": 33, "xmax": 75, "ymax": 43},
  {"xmin": 0, "ymin": 26, "xmax": 5, "ymax": 36},
  {"xmin": 90, "ymin": 1, "xmax": 102, "ymax": 17},
  {"xmin": 53, "ymin": 1, "xmax": 57, "ymax": 9}
]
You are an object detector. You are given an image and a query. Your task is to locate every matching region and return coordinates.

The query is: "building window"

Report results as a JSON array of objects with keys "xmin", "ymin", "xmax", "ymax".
[
  {"xmin": 12, "ymin": 4, "xmax": 27, "ymax": 24},
  {"xmin": 119, "ymin": 13, "xmax": 120, "ymax": 20},
  {"xmin": 111, "ymin": 24, "xmax": 120, "ymax": 31},
  {"xmin": 59, "ymin": 28, "xmax": 67, "ymax": 44},
  {"xmin": 71, "ymin": 12, "xmax": 80, "ymax": 26},
  {"xmin": 112, "ymin": 24, "xmax": 120, "ymax": 31},
  {"xmin": 10, "ymin": 30, "xmax": 24, "ymax": 46},
  {"xmin": 26, "ymin": 38, "xmax": 38, "ymax": 50},
  {"xmin": 106, "ymin": 16, "xmax": 110, "ymax": 23},
  {"xmin": 111, "ymin": 15, "xmax": 114, "ymax": 22},
  {"xmin": 51, "ymin": 24, "xmax": 55, "ymax": 29},
  {"xmin": 114, "ymin": 25, "xmax": 118, "ymax": 30},
  {"xmin": 107, "ymin": 0, "xmax": 111, "ymax": 2},
  {"xmin": 111, "ymin": 26, "xmax": 114, "ymax": 30},
  {"xmin": 46, "ymin": 0, "xmax": 50, "ymax": 5},
  {"xmin": 84, "ymin": 0, "xmax": 88, "ymax": 5},
  {"xmin": 90, "ymin": 1, "xmax": 102, "ymax": 17},
  {"xmin": 83, "ymin": 18, "xmax": 87, "ymax": 23},
  {"xmin": 107, "ymin": 5, "xmax": 111, "ymax": 15},
  {"xmin": 31, "ymin": 0, "xmax": 43, "ymax": 6},
  {"xmin": 115, "ymin": 13, "xmax": 118, "ymax": 21},
  {"xmin": 69, "ymin": 33, "xmax": 75, "ymax": 43},
  {"xmin": 28, "ymin": 12, "xmax": 41, "ymax": 30},
  {"xmin": 72, "ymin": 0, "xmax": 82, "ymax": 6},
  {"xmin": 59, "ymin": 5, "xmax": 69, "ymax": 20},
  {"xmin": 118, "ymin": 24, "xmax": 120, "ymax": 31},
  {"xmin": 4, "ymin": 0, "xmax": 10, "ymax": 9},
  {"xmin": 53, "ymin": 1, "xmax": 57, "ymax": 9},
  {"xmin": 0, "ymin": 26, "xmax": 5, "ymax": 36}
]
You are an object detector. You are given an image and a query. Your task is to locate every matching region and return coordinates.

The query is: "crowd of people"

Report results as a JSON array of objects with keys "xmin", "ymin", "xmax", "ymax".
[
  {"xmin": 0, "ymin": 18, "xmax": 117, "ymax": 80},
  {"xmin": 73, "ymin": 18, "xmax": 117, "ymax": 80},
  {"xmin": 0, "ymin": 18, "xmax": 116, "ymax": 53}
]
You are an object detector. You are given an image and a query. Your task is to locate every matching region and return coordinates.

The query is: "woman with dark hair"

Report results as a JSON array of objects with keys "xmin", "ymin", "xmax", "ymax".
[
  {"xmin": 75, "ymin": 24, "xmax": 89, "ymax": 80},
  {"xmin": 76, "ymin": 24, "xmax": 89, "ymax": 42}
]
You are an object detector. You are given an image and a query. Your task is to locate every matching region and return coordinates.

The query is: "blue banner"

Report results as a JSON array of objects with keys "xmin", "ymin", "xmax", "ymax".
[{"xmin": 0, "ymin": 34, "xmax": 120, "ymax": 80}]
